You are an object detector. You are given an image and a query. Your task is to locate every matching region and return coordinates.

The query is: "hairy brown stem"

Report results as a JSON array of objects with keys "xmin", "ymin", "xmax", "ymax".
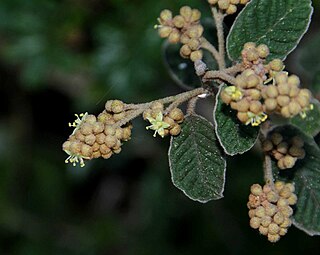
[
  {"xmin": 203, "ymin": 70, "xmax": 237, "ymax": 85},
  {"xmin": 200, "ymin": 37, "xmax": 225, "ymax": 70},
  {"xmin": 115, "ymin": 87, "xmax": 207, "ymax": 127},
  {"xmin": 212, "ymin": 7, "xmax": 226, "ymax": 70}
]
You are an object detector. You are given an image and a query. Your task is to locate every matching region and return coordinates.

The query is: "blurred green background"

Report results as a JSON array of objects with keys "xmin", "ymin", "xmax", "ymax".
[{"xmin": 1, "ymin": 0, "xmax": 320, "ymax": 254}]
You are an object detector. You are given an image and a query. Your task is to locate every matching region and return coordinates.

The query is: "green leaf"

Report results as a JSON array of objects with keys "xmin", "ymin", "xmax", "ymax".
[
  {"xmin": 214, "ymin": 86, "xmax": 260, "ymax": 155},
  {"xmin": 272, "ymin": 126, "xmax": 320, "ymax": 236},
  {"xmin": 289, "ymin": 98, "xmax": 320, "ymax": 137},
  {"xmin": 168, "ymin": 114, "xmax": 226, "ymax": 203},
  {"xmin": 227, "ymin": 0, "xmax": 313, "ymax": 61}
]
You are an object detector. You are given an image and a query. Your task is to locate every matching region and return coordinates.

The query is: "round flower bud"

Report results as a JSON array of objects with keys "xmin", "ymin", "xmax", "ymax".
[
  {"xmin": 283, "ymin": 155, "xmax": 297, "ymax": 169},
  {"xmin": 255, "ymin": 206, "xmax": 266, "ymax": 218},
  {"xmin": 160, "ymin": 9, "xmax": 173, "ymax": 23},
  {"xmin": 100, "ymin": 144, "xmax": 111, "ymax": 155},
  {"xmin": 288, "ymin": 101, "xmax": 301, "ymax": 116},
  {"xmin": 271, "ymin": 133, "xmax": 283, "ymax": 146},
  {"xmin": 247, "ymin": 89, "xmax": 261, "ymax": 100},
  {"xmin": 85, "ymin": 115, "xmax": 97, "ymax": 124},
  {"xmin": 122, "ymin": 127, "xmax": 132, "ymax": 141},
  {"xmin": 279, "ymin": 227, "xmax": 288, "ymax": 236},
  {"xmin": 104, "ymin": 125, "xmax": 116, "ymax": 136},
  {"xmin": 277, "ymin": 95, "xmax": 290, "ymax": 107},
  {"xmin": 264, "ymin": 98, "xmax": 277, "ymax": 112},
  {"xmin": 267, "ymin": 191, "xmax": 279, "ymax": 203},
  {"xmin": 180, "ymin": 44, "xmax": 191, "ymax": 58},
  {"xmin": 237, "ymin": 98, "xmax": 250, "ymax": 112},
  {"xmin": 168, "ymin": 29, "xmax": 180, "ymax": 44},
  {"xmin": 80, "ymin": 123, "xmax": 93, "ymax": 135},
  {"xmin": 62, "ymin": 141, "xmax": 71, "ymax": 152},
  {"xmin": 296, "ymin": 95, "xmax": 309, "ymax": 108},
  {"xmin": 92, "ymin": 122, "xmax": 104, "ymax": 134},
  {"xmin": 265, "ymin": 203, "xmax": 277, "ymax": 217},
  {"xmin": 243, "ymin": 42, "xmax": 256, "ymax": 50},
  {"xmin": 81, "ymin": 144, "xmax": 92, "ymax": 158},
  {"xmin": 262, "ymin": 140, "xmax": 273, "ymax": 152},
  {"xmin": 246, "ymin": 48, "xmax": 260, "ymax": 62},
  {"xmin": 279, "ymin": 205, "xmax": 293, "ymax": 217},
  {"xmin": 299, "ymin": 89, "xmax": 311, "ymax": 99},
  {"xmin": 105, "ymin": 135, "xmax": 117, "ymax": 148},
  {"xmin": 268, "ymin": 234, "xmax": 280, "ymax": 243},
  {"xmin": 85, "ymin": 134, "xmax": 96, "ymax": 146},
  {"xmin": 291, "ymin": 136, "xmax": 304, "ymax": 147},
  {"xmin": 250, "ymin": 101, "xmax": 262, "ymax": 114},
  {"xmin": 269, "ymin": 59, "xmax": 284, "ymax": 72},
  {"xmin": 96, "ymin": 133, "xmax": 106, "ymax": 145},
  {"xmin": 191, "ymin": 9, "xmax": 201, "ymax": 22},
  {"xmin": 247, "ymin": 74, "xmax": 261, "ymax": 88},
  {"xmin": 75, "ymin": 130, "xmax": 85, "ymax": 142},
  {"xmin": 70, "ymin": 142, "xmax": 82, "ymax": 154},
  {"xmin": 259, "ymin": 226, "xmax": 269, "ymax": 236},
  {"xmin": 180, "ymin": 6, "xmax": 192, "ymax": 21},
  {"xmin": 112, "ymin": 139, "xmax": 122, "ymax": 151},
  {"xmin": 275, "ymin": 72, "xmax": 288, "ymax": 85},
  {"xmin": 281, "ymin": 106, "xmax": 291, "ymax": 118},
  {"xmin": 113, "ymin": 112, "xmax": 126, "ymax": 122},
  {"xmin": 220, "ymin": 90, "xmax": 232, "ymax": 104},
  {"xmin": 277, "ymin": 142, "xmax": 288, "ymax": 154},
  {"xmin": 190, "ymin": 50, "xmax": 203, "ymax": 62},
  {"xmin": 169, "ymin": 108, "xmax": 184, "ymax": 122},
  {"xmin": 273, "ymin": 212, "xmax": 285, "ymax": 225},
  {"xmin": 187, "ymin": 38, "xmax": 201, "ymax": 51},
  {"xmin": 235, "ymin": 75, "xmax": 247, "ymax": 88},
  {"xmin": 250, "ymin": 217, "xmax": 261, "ymax": 229},
  {"xmin": 208, "ymin": 0, "xmax": 219, "ymax": 5},
  {"xmin": 289, "ymin": 86, "xmax": 300, "ymax": 98},
  {"xmin": 248, "ymin": 209, "xmax": 256, "ymax": 218},
  {"xmin": 257, "ymin": 44, "xmax": 270, "ymax": 58},
  {"xmin": 261, "ymin": 216, "xmax": 272, "ymax": 227},
  {"xmin": 280, "ymin": 218, "xmax": 292, "ymax": 228},
  {"xmin": 170, "ymin": 124, "xmax": 182, "ymax": 136},
  {"xmin": 158, "ymin": 26, "xmax": 172, "ymax": 38},
  {"xmin": 92, "ymin": 151, "xmax": 101, "ymax": 159},
  {"xmin": 98, "ymin": 112, "xmax": 113, "ymax": 123},
  {"xmin": 173, "ymin": 15, "xmax": 185, "ymax": 28},
  {"xmin": 102, "ymin": 151, "xmax": 113, "ymax": 159},
  {"xmin": 186, "ymin": 25, "xmax": 204, "ymax": 38},
  {"xmin": 226, "ymin": 4, "xmax": 237, "ymax": 15},
  {"xmin": 263, "ymin": 184, "xmax": 272, "ymax": 194},
  {"xmin": 230, "ymin": 101, "xmax": 238, "ymax": 110},
  {"xmin": 115, "ymin": 128, "xmax": 124, "ymax": 140},
  {"xmin": 277, "ymin": 197, "xmax": 289, "ymax": 207},
  {"xmin": 266, "ymin": 85, "xmax": 278, "ymax": 98},
  {"xmin": 92, "ymin": 142, "xmax": 100, "ymax": 152},
  {"xmin": 268, "ymin": 223, "xmax": 280, "ymax": 235},
  {"xmin": 151, "ymin": 102, "xmax": 164, "ymax": 111},
  {"xmin": 274, "ymin": 151, "xmax": 284, "ymax": 161},
  {"xmin": 250, "ymin": 184, "xmax": 263, "ymax": 196},
  {"xmin": 277, "ymin": 83, "xmax": 290, "ymax": 95},
  {"xmin": 231, "ymin": 0, "xmax": 240, "ymax": 4},
  {"xmin": 289, "ymin": 146, "xmax": 305, "ymax": 159},
  {"xmin": 237, "ymin": 112, "xmax": 249, "ymax": 123},
  {"xmin": 218, "ymin": 0, "xmax": 231, "ymax": 10},
  {"xmin": 287, "ymin": 193, "xmax": 298, "ymax": 205},
  {"xmin": 288, "ymin": 75, "xmax": 300, "ymax": 87}
]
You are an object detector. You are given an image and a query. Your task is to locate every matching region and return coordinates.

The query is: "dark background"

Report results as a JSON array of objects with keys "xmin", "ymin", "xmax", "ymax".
[{"xmin": 1, "ymin": 0, "xmax": 320, "ymax": 254}]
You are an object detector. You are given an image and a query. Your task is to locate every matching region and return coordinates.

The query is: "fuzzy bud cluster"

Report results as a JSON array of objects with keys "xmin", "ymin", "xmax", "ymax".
[
  {"xmin": 156, "ymin": 6, "xmax": 204, "ymax": 62},
  {"xmin": 220, "ymin": 69, "xmax": 267, "ymax": 126},
  {"xmin": 248, "ymin": 181, "xmax": 297, "ymax": 242},
  {"xmin": 207, "ymin": 0, "xmax": 250, "ymax": 15},
  {"xmin": 262, "ymin": 72, "xmax": 312, "ymax": 118},
  {"xmin": 262, "ymin": 132, "xmax": 305, "ymax": 170},
  {"xmin": 62, "ymin": 100, "xmax": 133, "ymax": 167},
  {"xmin": 143, "ymin": 102, "xmax": 184, "ymax": 137},
  {"xmin": 220, "ymin": 42, "xmax": 313, "ymax": 126}
]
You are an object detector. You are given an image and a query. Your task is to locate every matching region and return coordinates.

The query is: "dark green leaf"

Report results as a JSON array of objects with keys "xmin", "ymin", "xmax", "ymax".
[
  {"xmin": 290, "ymin": 99, "xmax": 320, "ymax": 137},
  {"xmin": 272, "ymin": 126, "xmax": 320, "ymax": 236},
  {"xmin": 227, "ymin": 0, "xmax": 313, "ymax": 61},
  {"xmin": 214, "ymin": 86, "xmax": 259, "ymax": 155},
  {"xmin": 168, "ymin": 114, "xmax": 226, "ymax": 203}
]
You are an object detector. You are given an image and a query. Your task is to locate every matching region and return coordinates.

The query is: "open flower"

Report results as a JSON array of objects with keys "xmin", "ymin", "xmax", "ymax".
[
  {"xmin": 246, "ymin": 111, "xmax": 268, "ymax": 126},
  {"xmin": 146, "ymin": 112, "xmax": 170, "ymax": 138}
]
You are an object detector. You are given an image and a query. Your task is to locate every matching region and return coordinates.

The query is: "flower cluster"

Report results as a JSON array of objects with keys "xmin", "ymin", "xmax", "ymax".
[
  {"xmin": 156, "ymin": 6, "xmax": 204, "ymax": 62},
  {"xmin": 248, "ymin": 181, "xmax": 297, "ymax": 242},
  {"xmin": 207, "ymin": 0, "xmax": 250, "ymax": 15},
  {"xmin": 143, "ymin": 102, "xmax": 184, "ymax": 137},
  {"xmin": 62, "ymin": 100, "xmax": 132, "ymax": 167},
  {"xmin": 262, "ymin": 132, "xmax": 305, "ymax": 170},
  {"xmin": 220, "ymin": 42, "xmax": 313, "ymax": 126}
]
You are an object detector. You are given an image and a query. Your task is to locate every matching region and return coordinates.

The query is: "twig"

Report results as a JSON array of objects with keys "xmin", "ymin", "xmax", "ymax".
[
  {"xmin": 200, "ymin": 37, "xmax": 225, "ymax": 70},
  {"xmin": 203, "ymin": 70, "xmax": 237, "ymax": 85},
  {"xmin": 187, "ymin": 96, "xmax": 199, "ymax": 115},
  {"xmin": 263, "ymin": 154, "xmax": 274, "ymax": 187},
  {"xmin": 212, "ymin": 7, "xmax": 226, "ymax": 70}
]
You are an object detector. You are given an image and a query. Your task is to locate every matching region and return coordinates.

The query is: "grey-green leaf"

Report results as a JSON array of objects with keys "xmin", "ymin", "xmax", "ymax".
[
  {"xmin": 168, "ymin": 115, "xmax": 226, "ymax": 203},
  {"xmin": 272, "ymin": 126, "xmax": 320, "ymax": 235},
  {"xmin": 214, "ymin": 86, "xmax": 259, "ymax": 155},
  {"xmin": 290, "ymin": 98, "xmax": 320, "ymax": 137},
  {"xmin": 227, "ymin": 0, "xmax": 313, "ymax": 61}
]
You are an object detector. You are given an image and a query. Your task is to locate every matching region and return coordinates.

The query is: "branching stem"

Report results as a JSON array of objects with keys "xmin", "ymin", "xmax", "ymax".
[{"xmin": 212, "ymin": 7, "xmax": 226, "ymax": 70}]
